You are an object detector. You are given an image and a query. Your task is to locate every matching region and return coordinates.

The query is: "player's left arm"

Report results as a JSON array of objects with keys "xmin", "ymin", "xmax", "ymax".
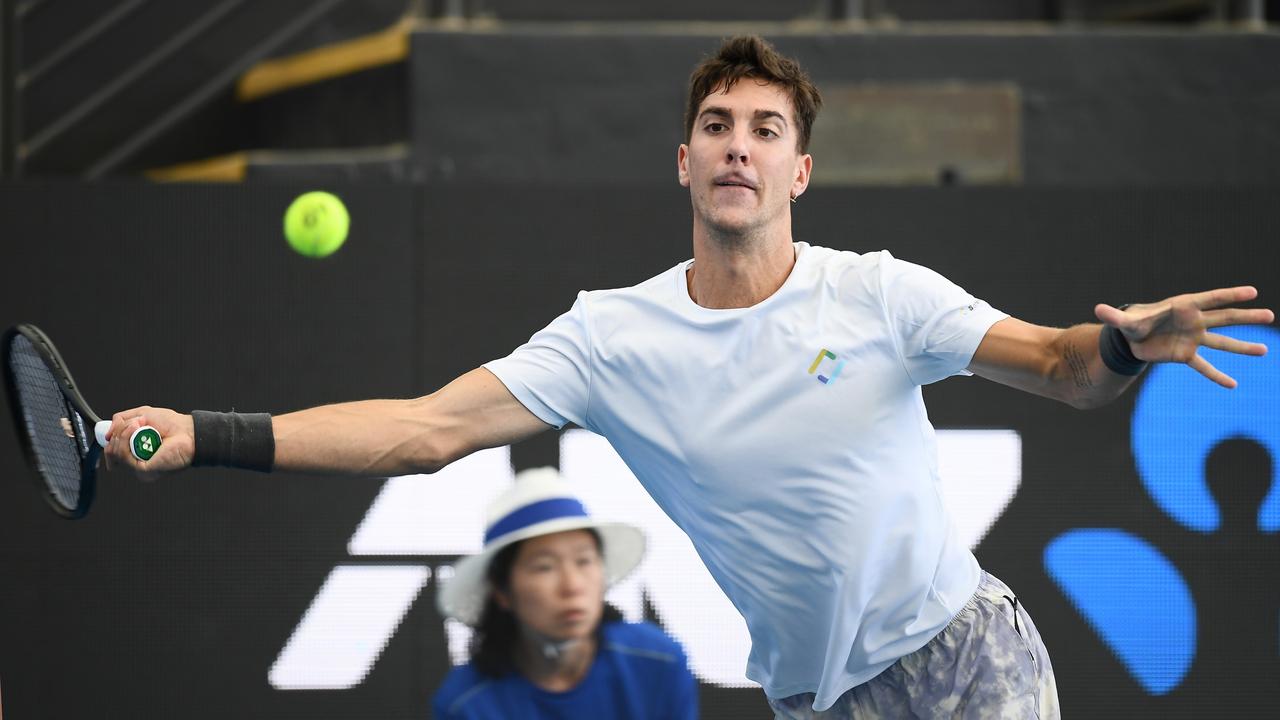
[{"xmin": 968, "ymin": 285, "xmax": 1273, "ymax": 409}]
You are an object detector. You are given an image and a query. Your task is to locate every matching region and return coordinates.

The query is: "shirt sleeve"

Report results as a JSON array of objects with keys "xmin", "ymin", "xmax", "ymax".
[
  {"xmin": 877, "ymin": 252, "xmax": 1008, "ymax": 386},
  {"xmin": 483, "ymin": 292, "xmax": 593, "ymax": 430}
]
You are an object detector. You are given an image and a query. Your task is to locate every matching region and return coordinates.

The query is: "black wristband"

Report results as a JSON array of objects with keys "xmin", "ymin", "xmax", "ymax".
[
  {"xmin": 1099, "ymin": 322, "xmax": 1148, "ymax": 376},
  {"xmin": 191, "ymin": 411, "xmax": 275, "ymax": 472}
]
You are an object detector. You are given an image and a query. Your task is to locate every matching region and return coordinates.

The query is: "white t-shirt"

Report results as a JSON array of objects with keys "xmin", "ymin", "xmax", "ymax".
[{"xmin": 484, "ymin": 242, "xmax": 1008, "ymax": 710}]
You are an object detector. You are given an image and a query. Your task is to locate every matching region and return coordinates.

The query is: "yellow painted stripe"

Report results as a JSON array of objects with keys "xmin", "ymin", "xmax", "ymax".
[
  {"xmin": 146, "ymin": 152, "xmax": 248, "ymax": 182},
  {"xmin": 236, "ymin": 18, "xmax": 412, "ymax": 102},
  {"xmin": 807, "ymin": 349, "xmax": 834, "ymax": 375}
]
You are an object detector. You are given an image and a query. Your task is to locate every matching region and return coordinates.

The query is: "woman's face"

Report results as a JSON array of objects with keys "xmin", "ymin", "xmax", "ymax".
[{"xmin": 498, "ymin": 529, "xmax": 607, "ymax": 643}]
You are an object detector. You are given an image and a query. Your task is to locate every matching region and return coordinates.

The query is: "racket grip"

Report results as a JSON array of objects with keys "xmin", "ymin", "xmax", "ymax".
[
  {"xmin": 94, "ymin": 420, "xmax": 110, "ymax": 448},
  {"xmin": 94, "ymin": 420, "xmax": 163, "ymax": 461}
]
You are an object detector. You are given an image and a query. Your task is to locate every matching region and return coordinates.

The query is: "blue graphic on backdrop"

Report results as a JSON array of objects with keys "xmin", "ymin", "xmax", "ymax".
[
  {"xmin": 1131, "ymin": 325, "xmax": 1280, "ymax": 533},
  {"xmin": 1044, "ymin": 325, "xmax": 1279, "ymax": 695},
  {"xmin": 1044, "ymin": 530, "xmax": 1195, "ymax": 694}
]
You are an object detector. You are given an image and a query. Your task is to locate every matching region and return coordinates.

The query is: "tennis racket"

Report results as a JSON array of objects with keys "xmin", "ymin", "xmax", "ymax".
[{"xmin": 2, "ymin": 324, "xmax": 162, "ymax": 518}]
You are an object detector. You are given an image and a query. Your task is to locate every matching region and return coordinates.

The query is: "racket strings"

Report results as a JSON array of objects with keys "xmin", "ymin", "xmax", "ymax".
[{"xmin": 7, "ymin": 334, "xmax": 86, "ymax": 510}]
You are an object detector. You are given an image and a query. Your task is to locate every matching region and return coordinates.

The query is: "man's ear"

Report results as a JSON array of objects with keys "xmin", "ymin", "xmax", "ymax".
[
  {"xmin": 677, "ymin": 144, "xmax": 691, "ymax": 188},
  {"xmin": 791, "ymin": 153, "xmax": 813, "ymax": 201}
]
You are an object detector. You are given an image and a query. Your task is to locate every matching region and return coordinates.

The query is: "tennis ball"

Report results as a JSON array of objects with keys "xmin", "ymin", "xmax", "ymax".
[{"xmin": 284, "ymin": 191, "xmax": 349, "ymax": 258}]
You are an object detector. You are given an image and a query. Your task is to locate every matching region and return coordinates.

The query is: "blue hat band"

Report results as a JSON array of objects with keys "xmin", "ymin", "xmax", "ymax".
[{"xmin": 484, "ymin": 497, "xmax": 590, "ymax": 546}]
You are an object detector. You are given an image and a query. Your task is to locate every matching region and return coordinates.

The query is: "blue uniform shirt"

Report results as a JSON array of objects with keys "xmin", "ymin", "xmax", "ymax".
[{"xmin": 433, "ymin": 621, "xmax": 698, "ymax": 719}]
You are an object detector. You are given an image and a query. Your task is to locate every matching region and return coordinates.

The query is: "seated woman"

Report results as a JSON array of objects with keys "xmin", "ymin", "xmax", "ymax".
[{"xmin": 433, "ymin": 468, "xmax": 698, "ymax": 719}]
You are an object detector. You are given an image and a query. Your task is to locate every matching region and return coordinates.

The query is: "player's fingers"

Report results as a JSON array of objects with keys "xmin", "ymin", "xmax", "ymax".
[
  {"xmin": 1094, "ymin": 303, "xmax": 1133, "ymax": 327},
  {"xmin": 115, "ymin": 417, "xmax": 144, "ymax": 464},
  {"xmin": 107, "ymin": 417, "xmax": 146, "ymax": 470},
  {"xmin": 105, "ymin": 416, "xmax": 127, "ymax": 458},
  {"xmin": 1189, "ymin": 352, "xmax": 1237, "ymax": 388},
  {"xmin": 1201, "ymin": 307, "xmax": 1275, "ymax": 328},
  {"xmin": 1188, "ymin": 285, "xmax": 1258, "ymax": 310},
  {"xmin": 108, "ymin": 407, "xmax": 149, "ymax": 441},
  {"xmin": 1201, "ymin": 332, "xmax": 1268, "ymax": 356}
]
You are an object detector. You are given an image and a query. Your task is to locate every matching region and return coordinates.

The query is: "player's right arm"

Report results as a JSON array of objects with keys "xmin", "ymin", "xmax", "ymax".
[{"xmin": 103, "ymin": 367, "xmax": 551, "ymax": 477}]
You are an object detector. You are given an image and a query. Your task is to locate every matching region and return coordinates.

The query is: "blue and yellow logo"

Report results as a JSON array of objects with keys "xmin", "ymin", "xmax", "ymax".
[{"xmin": 807, "ymin": 348, "xmax": 846, "ymax": 385}]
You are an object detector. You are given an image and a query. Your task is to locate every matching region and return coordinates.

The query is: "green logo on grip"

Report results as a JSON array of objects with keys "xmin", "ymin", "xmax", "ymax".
[{"xmin": 132, "ymin": 428, "xmax": 161, "ymax": 461}]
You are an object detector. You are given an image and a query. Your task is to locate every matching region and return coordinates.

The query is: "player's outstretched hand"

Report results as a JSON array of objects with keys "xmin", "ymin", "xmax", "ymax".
[
  {"xmin": 103, "ymin": 406, "xmax": 195, "ymax": 478},
  {"xmin": 1095, "ymin": 286, "xmax": 1274, "ymax": 388}
]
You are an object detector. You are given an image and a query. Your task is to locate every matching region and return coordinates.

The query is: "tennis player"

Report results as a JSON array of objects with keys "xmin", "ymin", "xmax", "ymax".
[
  {"xmin": 432, "ymin": 467, "xmax": 697, "ymax": 719},
  {"xmin": 105, "ymin": 36, "xmax": 1272, "ymax": 719}
]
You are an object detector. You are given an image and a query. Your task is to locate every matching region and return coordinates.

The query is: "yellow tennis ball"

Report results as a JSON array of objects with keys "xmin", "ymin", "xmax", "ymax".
[{"xmin": 284, "ymin": 191, "xmax": 349, "ymax": 258}]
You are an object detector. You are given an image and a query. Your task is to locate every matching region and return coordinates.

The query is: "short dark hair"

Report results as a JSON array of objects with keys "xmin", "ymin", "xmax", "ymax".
[
  {"xmin": 684, "ymin": 35, "xmax": 823, "ymax": 153},
  {"xmin": 469, "ymin": 529, "xmax": 624, "ymax": 678}
]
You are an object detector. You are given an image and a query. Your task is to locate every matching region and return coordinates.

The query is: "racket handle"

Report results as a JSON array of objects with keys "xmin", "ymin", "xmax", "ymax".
[{"xmin": 94, "ymin": 420, "xmax": 163, "ymax": 462}]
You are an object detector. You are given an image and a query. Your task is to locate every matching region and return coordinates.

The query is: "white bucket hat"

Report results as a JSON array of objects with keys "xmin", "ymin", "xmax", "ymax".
[{"xmin": 436, "ymin": 467, "xmax": 646, "ymax": 627}]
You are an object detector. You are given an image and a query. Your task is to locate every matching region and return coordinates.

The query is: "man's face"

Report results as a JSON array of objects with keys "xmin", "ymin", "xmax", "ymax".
[
  {"xmin": 499, "ymin": 529, "xmax": 606, "ymax": 643},
  {"xmin": 678, "ymin": 79, "xmax": 812, "ymax": 237}
]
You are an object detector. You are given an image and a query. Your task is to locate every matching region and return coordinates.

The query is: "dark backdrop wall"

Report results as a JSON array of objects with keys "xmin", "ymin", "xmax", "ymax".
[
  {"xmin": 0, "ymin": 182, "xmax": 1277, "ymax": 718},
  {"xmin": 413, "ymin": 29, "xmax": 1280, "ymax": 186}
]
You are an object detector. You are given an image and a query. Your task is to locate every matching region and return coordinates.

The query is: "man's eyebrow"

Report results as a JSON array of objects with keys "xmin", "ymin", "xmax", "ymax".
[
  {"xmin": 696, "ymin": 106, "xmax": 789, "ymax": 128},
  {"xmin": 754, "ymin": 109, "xmax": 789, "ymax": 127},
  {"xmin": 697, "ymin": 106, "xmax": 733, "ymax": 122}
]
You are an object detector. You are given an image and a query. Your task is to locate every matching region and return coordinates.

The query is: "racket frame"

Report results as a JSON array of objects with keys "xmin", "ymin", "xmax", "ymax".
[{"xmin": 2, "ymin": 323, "xmax": 102, "ymax": 519}]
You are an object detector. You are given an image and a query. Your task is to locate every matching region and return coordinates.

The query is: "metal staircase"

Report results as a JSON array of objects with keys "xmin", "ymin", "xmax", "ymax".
[{"xmin": 3, "ymin": 0, "xmax": 407, "ymax": 178}]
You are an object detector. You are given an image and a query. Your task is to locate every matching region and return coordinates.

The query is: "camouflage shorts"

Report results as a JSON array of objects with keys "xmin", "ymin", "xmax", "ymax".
[{"xmin": 769, "ymin": 571, "xmax": 1060, "ymax": 719}]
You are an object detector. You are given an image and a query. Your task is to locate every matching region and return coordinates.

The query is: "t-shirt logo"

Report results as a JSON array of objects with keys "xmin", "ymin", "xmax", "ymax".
[{"xmin": 807, "ymin": 348, "xmax": 846, "ymax": 385}]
